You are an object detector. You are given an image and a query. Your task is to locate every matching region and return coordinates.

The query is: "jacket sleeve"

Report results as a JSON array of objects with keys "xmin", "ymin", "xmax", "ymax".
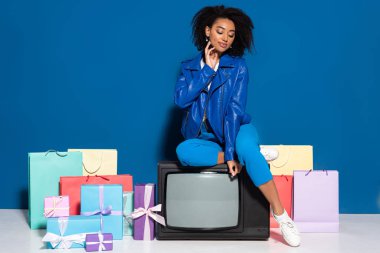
[
  {"xmin": 174, "ymin": 63, "xmax": 217, "ymax": 108},
  {"xmin": 224, "ymin": 61, "xmax": 249, "ymax": 161}
]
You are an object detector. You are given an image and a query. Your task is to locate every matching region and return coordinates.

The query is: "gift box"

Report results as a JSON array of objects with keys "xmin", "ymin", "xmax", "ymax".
[
  {"xmin": 81, "ymin": 184, "xmax": 123, "ymax": 240},
  {"xmin": 60, "ymin": 174, "xmax": 133, "ymax": 215},
  {"xmin": 68, "ymin": 149, "xmax": 118, "ymax": 176},
  {"xmin": 28, "ymin": 150, "xmax": 82, "ymax": 229},
  {"xmin": 42, "ymin": 216, "xmax": 100, "ymax": 249},
  {"xmin": 85, "ymin": 233, "xmax": 113, "ymax": 252},
  {"xmin": 123, "ymin": 191, "xmax": 134, "ymax": 236},
  {"xmin": 132, "ymin": 184, "xmax": 165, "ymax": 240},
  {"xmin": 44, "ymin": 196, "xmax": 70, "ymax": 218},
  {"xmin": 293, "ymin": 170, "xmax": 339, "ymax": 232}
]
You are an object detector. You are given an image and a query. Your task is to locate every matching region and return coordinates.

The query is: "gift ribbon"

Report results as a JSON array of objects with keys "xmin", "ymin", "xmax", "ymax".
[
  {"xmin": 42, "ymin": 217, "xmax": 86, "ymax": 249},
  {"xmin": 44, "ymin": 196, "xmax": 69, "ymax": 217},
  {"xmin": 130, "ymin": 184, "xmax": 166, "ymax": 240},
  {"xmin": 86, "ymin": 233, "xmax": 112, "ymax": 251},
  {"xmin": 81, "ymin": 185, "xmax": 122, "ymax": 231}
]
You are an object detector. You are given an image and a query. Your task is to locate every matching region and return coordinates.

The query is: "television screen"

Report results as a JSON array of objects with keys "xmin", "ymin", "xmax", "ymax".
[
  {"xmin": 166, "ymin": 172, "xmax": 239, "ymax": 229},
  {"xmin": 157, "ymin": 162, "xmax": 270, "ymax": 240}
]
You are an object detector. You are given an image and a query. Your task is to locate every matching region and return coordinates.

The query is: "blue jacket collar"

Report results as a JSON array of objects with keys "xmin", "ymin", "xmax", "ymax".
[{"xmin": 183, "ymin": 52, "xmax": 236, "ymax": 70}]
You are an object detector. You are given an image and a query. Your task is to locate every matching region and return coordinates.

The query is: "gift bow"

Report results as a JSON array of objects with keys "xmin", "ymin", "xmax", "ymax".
[
  {"xmin": 42, "ymin": 233, "xmax": 86, "ymax": 249},
  {"xmin": 86, "ymin": 233, "xmax": 112, "ymax": 251},
  {"xmin": 130, "ymin": 205, "xmax": 166, "ymax": 225},
  {"xmin": 42, "ymin": 217, "xmax": 86, "ymax": 249},
  {"xmin": 130, "ymin": 184, "xmax": 166, "ymax": 240},
  {"xmin": 81, "ymin": 185, "xmax": 122, "ymax": 231},
  {"xmin": 44, "ymin": 196, "xmax": 68, "ymax": 217},
  {"xmin": 82, "ymin": 205, "xmax": 113, "ymax": 216}
]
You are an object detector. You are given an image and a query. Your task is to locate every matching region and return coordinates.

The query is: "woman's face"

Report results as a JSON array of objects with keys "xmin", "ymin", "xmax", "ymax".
[{"xmin": 205, "ymin": 18, "xmax": 236, "ymax": 54}]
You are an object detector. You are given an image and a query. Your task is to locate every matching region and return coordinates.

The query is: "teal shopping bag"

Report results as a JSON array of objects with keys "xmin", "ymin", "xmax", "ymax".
[{"xmin": 28, "ymin": 150, "xmax": 82, "ymax": 229}]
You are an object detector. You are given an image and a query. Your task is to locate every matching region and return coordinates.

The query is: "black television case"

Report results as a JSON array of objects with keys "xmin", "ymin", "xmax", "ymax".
[{"xmin": 156, "ymin": 161, "xmax": 270, "ymax": 240}]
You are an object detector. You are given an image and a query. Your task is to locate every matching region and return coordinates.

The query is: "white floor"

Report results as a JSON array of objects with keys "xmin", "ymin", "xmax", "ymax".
[{"xmin": 0, "ymin": 209, "xmax": 379, "ymax": 253}]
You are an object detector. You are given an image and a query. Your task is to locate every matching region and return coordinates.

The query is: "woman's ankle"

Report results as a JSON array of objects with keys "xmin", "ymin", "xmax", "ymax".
[
  {"xmin": 272, "ymin": 207, "xmax": 285, "ymax": 216},
  {"xmin": 272, "ymin": 208, "xmax": 290, "ymax": 223}
]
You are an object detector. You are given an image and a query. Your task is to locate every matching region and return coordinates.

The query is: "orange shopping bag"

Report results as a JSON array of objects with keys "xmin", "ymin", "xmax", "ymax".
[{"xmin": 60, "ymin": 174, "xmax": 133, "ymax": 215}]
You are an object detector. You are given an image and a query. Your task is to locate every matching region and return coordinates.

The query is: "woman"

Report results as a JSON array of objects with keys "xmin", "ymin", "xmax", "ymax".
[{"xmin": 174, "ymin": 6, "xmax": 301, "ymax": 247}]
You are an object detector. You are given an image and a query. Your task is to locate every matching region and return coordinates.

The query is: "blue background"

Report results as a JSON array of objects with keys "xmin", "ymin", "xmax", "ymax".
[{"xmin": 1, "ymin": 0, "xmax": 379, "ymax": 213}]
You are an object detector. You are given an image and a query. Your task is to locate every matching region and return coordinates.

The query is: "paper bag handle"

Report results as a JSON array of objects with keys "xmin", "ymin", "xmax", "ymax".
[
  {"xmin": 83, "ymin": 152, "xmax": 104, "ymax": 174},
  {"xmin": 280, "ymin": 174, "xmax": 289, "ymax": 181},
  {"xmin": 45, "ymin": 150, "xmax": 68, "ymax": 157},
  {"xmin": 271, "ymin": 145, "xmax": 291, "ymax": 168},
  {"xmin": 305, "ymin": 169, "xmax": 328, "ymax": 176}
]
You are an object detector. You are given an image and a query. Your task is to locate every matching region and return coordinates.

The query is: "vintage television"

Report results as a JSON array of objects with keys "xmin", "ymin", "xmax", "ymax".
[{"xmin": 156, "ymin": 161, "xmax": 269, "ymax": 240}]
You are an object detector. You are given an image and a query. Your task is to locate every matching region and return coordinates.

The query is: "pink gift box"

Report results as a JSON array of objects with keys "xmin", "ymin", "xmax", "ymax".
[{"xmin": 44, "ymin": 196, "xmax": 70, "ymax": 218}]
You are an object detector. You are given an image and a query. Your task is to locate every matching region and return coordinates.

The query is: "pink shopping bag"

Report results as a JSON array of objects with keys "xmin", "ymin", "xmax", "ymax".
[{"xmin": 293, "ymin": 170, "xmax": 339, "ymax": 232}]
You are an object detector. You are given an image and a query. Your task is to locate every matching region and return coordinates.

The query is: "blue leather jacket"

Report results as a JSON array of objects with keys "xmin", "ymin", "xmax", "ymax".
[{"xmin": 174, "ymin": 52, "xmax": 251, "ymax": 161}]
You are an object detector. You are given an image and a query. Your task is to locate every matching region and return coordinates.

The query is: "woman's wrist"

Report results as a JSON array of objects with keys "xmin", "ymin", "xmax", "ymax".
[{"xmin": 217, "ymin": 152, "xmax": 224, "ymax": 164}]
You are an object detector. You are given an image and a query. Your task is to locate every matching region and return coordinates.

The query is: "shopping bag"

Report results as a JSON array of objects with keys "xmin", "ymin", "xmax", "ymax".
[
  {"xmin": 123, "ymin": 191, "xmax": 134, "ymax": 236},
  {"xmin": 28, "ymin": 150, "xmax": 82, "ymax": 229},
  {"xmin": 60, "ymin": 174, "xmax": 133, "ymax": 215},
  {"xmin": 270, "ymin": 175, "xmax": 293, "ymax": 228},
  {"xmin": 293, "ymin": 170, "xmax": 339, "ymax": 232},
  {"xmin": 260, "ymin": 145, "xmax": 313, "ymax": 175},
  {"xmin": 68, "ymin": 149, "xmax": 117, "ymax": 176}
]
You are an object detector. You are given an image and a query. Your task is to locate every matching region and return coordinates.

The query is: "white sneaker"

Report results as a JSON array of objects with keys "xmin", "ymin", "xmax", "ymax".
[
  {"xmin": 260, "ymin": 147, "xmax": 279, "ymax": 161},
  {"xmin": 272, "ymin": 210, "xmax": 301, "ymax": 247}
]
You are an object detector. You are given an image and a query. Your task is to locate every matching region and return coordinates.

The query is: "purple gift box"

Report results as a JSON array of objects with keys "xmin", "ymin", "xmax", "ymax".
[
  {"xmin": 44, "ymin": 196, "xmax": 69, "ymax": 218},
  {"xmin": 85, "ymin": 233, "xmax": 113, "ymax": 252},
  {"xmin": 133, "ymin": 184, "xmax": 155, "ymax": 240}
]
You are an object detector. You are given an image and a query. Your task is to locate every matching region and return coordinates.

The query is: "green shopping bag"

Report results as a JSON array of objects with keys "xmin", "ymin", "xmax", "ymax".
[{"xmin": 28, "ymin": 150, "xmax": 82, "ymax": 229}]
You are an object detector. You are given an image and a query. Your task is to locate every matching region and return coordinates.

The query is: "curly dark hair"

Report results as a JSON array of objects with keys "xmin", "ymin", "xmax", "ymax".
[{"xmin": 191, "ymin": 5, "xmax": 254, "ymax": 57}]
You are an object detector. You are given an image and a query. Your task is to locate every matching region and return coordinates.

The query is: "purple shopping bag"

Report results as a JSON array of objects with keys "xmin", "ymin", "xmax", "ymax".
[{"xmin": 293, "ymin": 170, "xmax": 339, "ymax": 232}]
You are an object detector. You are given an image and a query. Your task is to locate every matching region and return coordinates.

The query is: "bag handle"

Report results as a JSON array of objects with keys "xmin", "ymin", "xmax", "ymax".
[
  {"xmin": 305, "ymin": 169, "xmax": 328, "ymax": 176},
  {"xmin": 280, "ymin": 174, "xmax": 289, "ymax": 181},
  {"xmin": 85, "ymin": 175, "xmax": 110, "ymax": 182},
  {"xmin": 83, "ymin": 152, "xmax": 104, "ymax": 174},
  {"xmin": 271, "ymin": 145, "xmax": 292, "ymax": 168},
  {"xmin": 45, "ymin": 150, "xmax": 67, "ymax": 157}
]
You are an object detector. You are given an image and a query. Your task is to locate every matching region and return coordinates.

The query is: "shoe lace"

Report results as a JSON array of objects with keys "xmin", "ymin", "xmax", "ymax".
[{"xmin": 281, "ymin": 221, "xmax": 298, "ymax": 235}]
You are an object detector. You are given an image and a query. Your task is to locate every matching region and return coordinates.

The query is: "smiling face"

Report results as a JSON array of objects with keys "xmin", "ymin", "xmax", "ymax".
[{"xmin": 205, "ymin": 18, "xmax": 236, "ymax": 54}]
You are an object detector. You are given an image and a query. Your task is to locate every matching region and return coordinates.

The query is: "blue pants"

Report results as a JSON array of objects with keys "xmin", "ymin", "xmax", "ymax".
[{"xmin": 176, "ymin": 123, "xmax": 273, "ymax": 187}]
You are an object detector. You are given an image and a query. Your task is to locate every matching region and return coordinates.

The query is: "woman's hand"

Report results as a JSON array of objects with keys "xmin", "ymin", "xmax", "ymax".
[
  {"xmin": 227, "ymin": 160, "xmax": 242, "ymax": 177},
  {"xmin": 204, "ymin": 41, "xmax": 219, "ymax": 69}
]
